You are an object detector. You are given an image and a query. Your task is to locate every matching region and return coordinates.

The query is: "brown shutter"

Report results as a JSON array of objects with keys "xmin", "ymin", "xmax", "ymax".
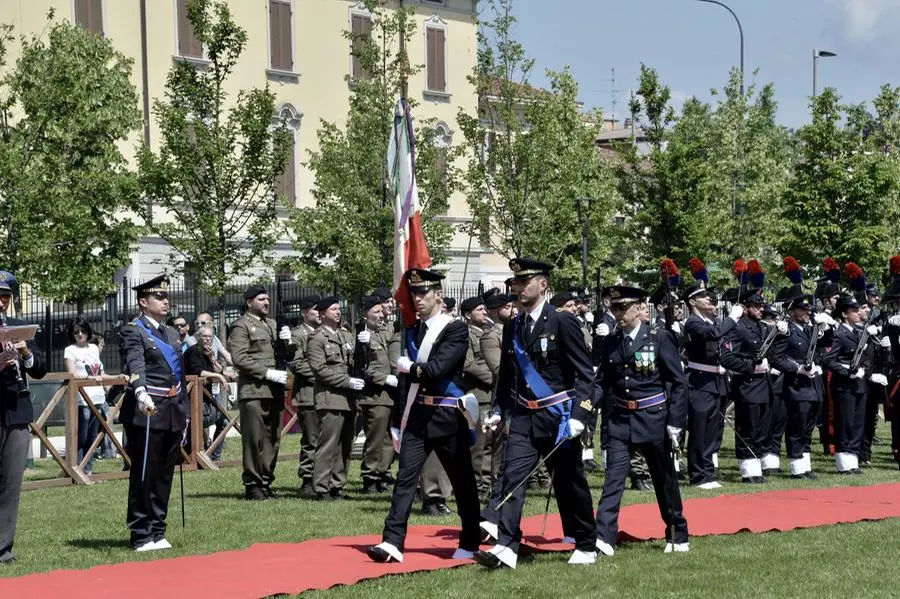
[
  {"xmin": 351, "ymin": 15, "xmax": 372, "ymax": 81},
  {"xmin": 434, "ymin": 29, "xmax": 446, "ymax": 92},
  {"xmin": 277, "ymin": 135, "xmax": 297, "ymax": 204},
  {"xmin": 270, "ymin": 0, "xmax": 292, "ymax": 71},
  {"xmin": 74, "ymin": 0, "xmax": 103, "ymax": 35},
  {"xmin": 426, "ymin": 28, "xmax": 436, "ymax": 91},
  {"xmin": 178, "ymin": 0, "xmax": 203, "ymax": 58}
]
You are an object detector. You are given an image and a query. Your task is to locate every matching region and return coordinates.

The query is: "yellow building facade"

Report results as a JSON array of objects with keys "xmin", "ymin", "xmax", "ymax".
[{"xmin": 0, "ymin": 0, "xmax": 507, "ymax": 286}]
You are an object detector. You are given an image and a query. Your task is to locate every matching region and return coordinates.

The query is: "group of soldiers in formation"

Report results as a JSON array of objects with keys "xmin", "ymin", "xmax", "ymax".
[{"xmin": 7, "ymin": 248, "xmax": 897, "ymax": 565}]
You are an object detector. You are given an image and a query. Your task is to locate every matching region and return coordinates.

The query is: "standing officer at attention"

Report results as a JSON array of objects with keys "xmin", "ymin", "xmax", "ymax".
[
  {"xmin": 228, "ymin": 285, "xmax": 288, "ymax": 500},
  {"xmin": 460, "ymin": 295, "xmax": 494, "ymax": 499},
  {"xmin": 0, "ymin": 271, "xmax": 47, "ymax": 564},
  {"xmin": 289, "ymin": 295, "xmax": 321, "ymax": 497},
  {"xmin": 118, "ymin": 275, "xmax": 187, "ymax": 551},
  {"xmin": 368, "ymin": 268, "xmax": 480, "ymax": 564},
  {"xmin": 475, "ymin": 258, "xmax": 598, "ymax": 569},
  {"xmin": 593, "ymin": 285, "xmax": 689, "ymax": 556}
]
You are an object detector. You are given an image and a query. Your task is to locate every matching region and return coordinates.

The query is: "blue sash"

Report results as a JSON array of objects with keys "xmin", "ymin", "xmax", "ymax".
[
  {"xmin": 406, "ymin": 327, "xmax": 465, "ymax": 398},
  {"xmin": 513, "ymin": 315, "xmax": 572, "ymax": 445},
  {"xmin": 134, "ymin": 318, "xmax": 184, "ymax": 388}
]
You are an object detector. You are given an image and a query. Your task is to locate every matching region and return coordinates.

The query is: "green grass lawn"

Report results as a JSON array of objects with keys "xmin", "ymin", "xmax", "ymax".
[{"xmin": 4, "ymin": 422, "xmax": 899, "ymax": 598}]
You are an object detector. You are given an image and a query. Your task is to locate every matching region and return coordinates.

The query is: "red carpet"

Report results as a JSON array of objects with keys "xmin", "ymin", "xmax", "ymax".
[{"xmin": 2, "ymin": 483, "xmax": 899, "ymax": 598}]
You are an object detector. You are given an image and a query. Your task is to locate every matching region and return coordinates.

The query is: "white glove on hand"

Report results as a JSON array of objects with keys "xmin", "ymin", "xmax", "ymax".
[
  {"xmin": 890, "ymin": 315, "xmax": 900, "ymax": 327},
  {"xmin": 776, "ymin": 320, "xmax": 789, "ymax": 335},
  {"xmin": 756, "ymin": 358, "xmax": 770, "ymax": 373},
  {"xmin": 869, "ymin": 373, "xmax": 888, "ymax": 386},
  {"xmin": 348, "ymin": 377, "xmax": 365, "ymax": 391},
  {"xmin": 880, "ymin": 336, "xmax": 892, "ymax": 348},
  {"xmin": 567, "ymin": 418, "xmax": 585, "ymax": 439},
  {"xmin": 265, "ymin": 369, "xmax": 288, "ymax": 385},
  {"xmin": 814, "ymin": 365, "xmax": 823, "ymax": 376},
  {"xmin": 396, "ymin": 356, "xmax": 413, "ymax": 374},
  {"xmin": 866, "ymin": 325, "xmax": 879, "ymax": 336},
  {"xmin": 797, "ymin": 365, "xmax": 816, "ymax": 379},
  {"xmin": 482, "ymin": 412, "xmax": 501, "ymax": 433},
  {"xmin": 666, "ymin": 425, "xmax": 682, "ymax": 447},
  {"xmin": 385, "ymin": 374, "xmax": 398, "ymax": 387},
  {"xmin": 814, "ymin": 312, "xmax": 836, "ymax": 326},
  {"xmin": 278, "ymin": 326, "xmax": 293, "ymax": 343},
  {"xmin": 135, "ymin": 388, "xmax": 157, "ymax": 416},
  {"xmin": 357, "ymin": 330, "xmax": 371, "ymax": 344},
  {"xmin": 729, "ymin": 305, "xmax": 744, "ymax": 321},
  {"xmin": 595, "ymin": 323, "xmax": 610, "ymax": 337},
  {"xmin": 671, "ymin": 321, "xmax": 683, "ymax": 335},
  {"xmin": 390, "ymin": 427, "xmax": 401, "ymax": 453},
  {"xmin": 850, "ymin": 367, "xmax": 866, "ymax": 379},
  {"xmin": 585, "ymin": 312, "xmax": 595, "ymax": 324},
  {"xmin": 770, "ymin": 368, "xmax": 781, "ymax": 377}
]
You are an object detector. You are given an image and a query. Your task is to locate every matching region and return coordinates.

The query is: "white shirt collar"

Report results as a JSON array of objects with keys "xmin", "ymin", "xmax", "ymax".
[
  {"xmin": 627, "ymin": 322, "xmax": 642, "ymax": 342},
  {"xmin": 142, "ymin": 314, "xmax": 160, "ymax": 329},
  {"xmin": 526, "ymin": 299, "xmax": 545, "ymax": 323}
]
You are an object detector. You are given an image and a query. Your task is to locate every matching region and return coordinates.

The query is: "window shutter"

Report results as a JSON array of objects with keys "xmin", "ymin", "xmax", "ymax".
[
  {"xmin": 351, "ymin": 15, "xmax": 372, "ymax": 81},
  {"xmin": 74, "ymin": 0, "xmax": 103, "ymax": 35},
  {"xmin": 270, "ymin": 0, "xmax": 292, "ymax": 71},
  {"xmin": 426, "ymin": 28, "xmax": 436, "ymax": 91},
  {"xmin": 178, "ymin": 0, "xmax": 203, "ymax": 58},
  {"xmin": 277, "ymin": 135, "xmax": 297, "ymax": 204},
  {"xmin": 434, "ymin": 29, "xmax": 446, "ymax": 92}
]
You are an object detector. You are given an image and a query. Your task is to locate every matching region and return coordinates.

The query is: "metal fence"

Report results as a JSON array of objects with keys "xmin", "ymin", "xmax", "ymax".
[{"xmin": 17, "ymin": 278, "xmax": 489, "ymax": 373}]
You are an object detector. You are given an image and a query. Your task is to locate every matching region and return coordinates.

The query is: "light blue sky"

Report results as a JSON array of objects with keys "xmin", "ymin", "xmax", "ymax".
[{"xmin": 505, "ymin": 0, "xmax": 899, "ymax": 128}]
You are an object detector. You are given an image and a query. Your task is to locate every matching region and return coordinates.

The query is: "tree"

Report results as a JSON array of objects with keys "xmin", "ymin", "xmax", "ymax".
[
  {"xmin": 137, "ymin": 0, "xmax": 289, "ymax": 306},
  {"xmin": 778, "ymin": 87, "xmax": 898, "ymax": 276},
  {"xmin": 287, "ymin": 0, "xmax": 453, "ymax": 296},
  {"xmin": 456, "ymin": 0, "xmax": 620, "ymax": 287},
  {"xmin": 0, "ymin": 14, "xmax": 141, "ymax": 307}
]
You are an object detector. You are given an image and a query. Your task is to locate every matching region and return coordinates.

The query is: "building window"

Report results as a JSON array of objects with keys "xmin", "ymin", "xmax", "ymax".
[
  {"xmin": 74, "ymin": 0, "xmax": 103, "ymax": 35},
  {"xmin": 275, "ymin": 105, "xmax": 301, "ymax": 205},
  {"xmin": 425, "ymin": 25, "xmax": 447, "ymax": 93},
  {"xmin": 176, "ymin": 0, "xmax": 203, "ymax": 59},
  {"xmin": 350, "ymin": 13, "xmax": 373, "ymax": 81},
  {"xmin": 269, "ymin": 0, "xmax": 293, "ymax": 72}
]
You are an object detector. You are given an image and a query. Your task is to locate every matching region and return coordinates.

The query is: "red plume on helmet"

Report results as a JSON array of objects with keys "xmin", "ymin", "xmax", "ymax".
[
  {"xmin": 747, "ymin": 259, "xmax": 765, "ymax": 289},
  {"xmin": 844, "ymin": 262, "xmax": 866, "ymax": 292},
  {"xmin": 659, "ymin": 258, "xmax": 681, "ymax": 288},
  {"xmin": 689, "ymin": 257, "xmax": 708, "ymax": 284},
  {"xmin": 890, "ymin": 256, "xmax": 900, "ymax": 282},
  {"xmin": 823, "ymin": 257, "xmax": 841, "ymax": 283},
  {"xmin": 783, "ymin": 256, "xmax": 803, "ymax": 285},
  {"xmin": 732, "ymin": 259, "xmax": 749, "ymax": 285}
]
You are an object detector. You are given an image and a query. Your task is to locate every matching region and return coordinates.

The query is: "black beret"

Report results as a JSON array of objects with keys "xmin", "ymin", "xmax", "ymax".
[
  {"xmin": 360, "ymin": 295, "xmax": 381, "ymax": 313},
  {"xmin": 315, "ymin": 295, "xmax": 340, "ymax": 311},
  {"xmin": 460, "ymin": 296, "xmax": 484, "ymax": 314},
  {"xmin": 298, "ymin": 294, "xmax": 320, "ymax": 310},
  {"xmin": 243, "ymin": 284, "xmax": 268, "ymax": 301},
  {"xmin": 443, "ymin": 297, "xmax": 456, "ymax": 310},
  {"xmin": 485, "ymin": 293, "xmax": 514, "ymax": 309},
  {"xmin": 550, "ymin": 291, "xmax": 575, "ymax": 307},
  {"xmin": 372, "ymin": 286, "xmax": 392, "ymax": 301}
]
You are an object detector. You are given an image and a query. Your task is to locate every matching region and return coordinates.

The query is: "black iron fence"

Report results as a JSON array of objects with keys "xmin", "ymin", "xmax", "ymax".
[{"xmin": 17, "ymin": 278, "xmax": 489, "ymax": 373}]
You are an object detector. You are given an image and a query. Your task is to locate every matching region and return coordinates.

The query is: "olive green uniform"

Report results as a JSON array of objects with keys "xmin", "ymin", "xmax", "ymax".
[
  {"xmin": 289, "ymin": 322, "xmax": 318, "ymax": 484},
  {"xmin": 480, "ymin": 322, "xmax": 506, "ymax": 485},
  {"xmin": 358, "ymin": 325, "xmax": 396, "ymax": 486},
  {"xmin": 464, "ymin": 323, "xmax": 494, "ymax": 494}
]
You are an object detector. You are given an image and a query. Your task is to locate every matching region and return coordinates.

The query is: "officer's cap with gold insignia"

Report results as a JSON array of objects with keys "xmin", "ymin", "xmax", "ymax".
[
  {"xmin": 404, "ymin": 268, "xmax": 444, "ymax": 290},
  {"xmin": 508, "ymin": 257, "xmax": 553, "ymax": 280},
  {"xmin": 602, "ymin": 285, "xmax": 648, "ymax": 306},
  {"xmin": 0, "ymin": 270, "xmax": 16, "ymax": 296},
  {"xmin": 133, "ymin": 274, "xmax": 170, "ymax": 299}
]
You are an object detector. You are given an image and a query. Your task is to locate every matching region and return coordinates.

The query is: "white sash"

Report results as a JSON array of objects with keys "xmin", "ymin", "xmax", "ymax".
[{"xmin": 398, "ymin": 313, "xmax": 453, "ymax": 443}]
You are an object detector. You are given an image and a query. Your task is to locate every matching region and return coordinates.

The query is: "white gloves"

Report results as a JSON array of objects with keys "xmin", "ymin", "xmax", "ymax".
[
  {"xmin": 755, "ymin": 358, "xmax": 770, "ymax": 373},
  {"xmin": 595, "ymin": 323, "xmax": 610, "ymax": 337},
  {"xmin": 814, "ymin": 312, "xmax": 836, "ymax": 326},
  {"xmin": 770, "ymin": 368, "xmax": 781, "ymax": 377},
  {"xmin": 813, "ymin": 365, "xmax": 823, "ymax": 376},
  {"xmin": 890, "ymin": 315, "xmax": 900, "ymax": 327},
  {"xmin": 357, "ymin": 330, "xmax": 371, "ymax": 344},
  {"xmin": 135, "ymin": 388, "xmax": 157, "ymax": 416},
  {"xmin": 567, "ymin": 418, "xmax": 585, "ymax": 439},
  {"xmin": 666, "ymin": 425, "xmax": 681, "ymax": 447},
  {"xmin": 390, "ymin": 427, "xmax": 401, "ymax": 453},
  {"xmin": 585, "ymin": 312, "xmax": 595, "ymax": 324},
  {"xmin": 866, "ymin": 325, "xmax": 879, "ymax": 336},
  {"xmin": 869, "ymin": 373, "xmax": 888, "ymax": 386},
  {"xmin": 797, "ymin": 365, "xmax": 817, "ymax": 378},
  {"xmin": 729, "ymin": 305, "xmax": 744, "ymax": 321},
  {"xmin": 776, "ymin": 320, "xmax": 789, "ymax": 335},
  {"xmin": 278, "ymin": 325, "xmax": 293, "ymax": 342},
  {"xmin": 880, "ymin": 336, "xmax": 892, "ymax": 348},
  {"xmin": 348, "ymin": 377, "xmax": 365, "ymax": 391},
  {"xmin": 396, "ymin": 356, "xmax": 413, "ymax": 374},
  {"xmin": 850, "ymin": 367, "xmax": 866, "ymax": 379},
  {"xmin": 482, "ymin": 412, "xmax": 501, "ymax": 433},
  {"xmin": 385, "ymin": 374, "xmax": 398, "ymax": 388},
  {"xmin": 671, "ymin": 321, "xmax": 683, "ymax": 334},
  {"xmin": 265, "ymin": 369, "xmax": 288, "ymax": 385}
]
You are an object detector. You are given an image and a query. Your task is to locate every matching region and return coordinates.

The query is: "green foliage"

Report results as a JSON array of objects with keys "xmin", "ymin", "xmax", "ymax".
[
  {"xmin": 0, "ymin": 14, "xmax": 141, "ymax": 305},
  {"xmin": 136, "ymin": 0, "xmax": 289, "ymax": 297},
  {"xmin": 456, "ymin": 0, "xmax": 620, "ymax": 288},
  {"xmin": 287, "ymin": 1, "xmax": 453, "ymax": 296}
]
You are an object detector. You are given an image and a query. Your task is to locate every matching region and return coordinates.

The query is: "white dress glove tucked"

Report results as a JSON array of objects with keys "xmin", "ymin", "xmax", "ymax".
[
  {"xmin": 869, "ymin": 373, "xmax": 888, "ymax": 386},
  {"xmin": 567, "ymin": 419, "xmax": 585, "ymax": 439},
  {"xmin": 396, "ymin": 356, "xmax": 413, "ymax": 374},
  {"xmin": 850, "ymin": 368, "xmax": 866, "ymax": 379},
  {"xmin": 357, "ymin": 330, "xmax": 371, "ymax": 344},
  {"xmin": 880, "ymin": 336, "xmax": 891, "ymax": 348},
  {"xmin": 755, "ymin": 358, "xmax": 770, "ymax": 373},
  {"xmin": 729, "ymin": 305, "xmax": 744, "ymax": 321},
  {"xmin": 135, "ymin": 388, "xmax": 157, "ymax": 416},
  {"xmin": 776, "ymin": 320, "xmax": 789, "ymax": 335},
  {"xmin": 385, "ymin": 374, "xmax": 398, "ymax": 387},
  {"xmin": 348, "ymin": 377, "xmax": 365, "ymax": 391},
  {"xmin": 482, "ymin": 413, "xmax": 501, "ymax": 433},
  {"xmin": 866, "ymin": 325, "xmax": 879, "ymax": 336},
  {"xmin": 814, "ymin": 312, "xmax": 835, "ymax": 326},
  {"xmin": 797, "ymin": 365, "xmax": 817, "ymax": 379},
  {"xmin": 278, "ymin": 326, "xmax": 293, "ymax": 342},
  {"xmin": 890, "ymin": 315, "xmax": 900, "ymax": 327},
  {"xmin": 584, "ymin": 312, "xmax": 595, "ymax": 324},
  {"xmin": 666, "ymin": 425, "xmax": 682, "ymax": 447},
  {"xmin": 671, "ymin": 321, "xmax": 683, "ymax": 334},
  {"xmin": 265, "ymin": 369, "xmax": 288, "ymax": 385},
  {"xmin": 595, "ymin": 323, "xmax": 610, "ymax": 337}
]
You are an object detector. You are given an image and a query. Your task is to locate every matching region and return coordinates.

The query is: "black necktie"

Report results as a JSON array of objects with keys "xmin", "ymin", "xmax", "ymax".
[
  {"xmin": 525, "ymin": 315, "xmax": 535, "ymax": 342},
  {"xmin": 623, "ymin": 332, "xmax": 633, "ymax": 354},
  {"xmin": 158, "ymin": 323, "xmax": 167, "ymax": 338}
]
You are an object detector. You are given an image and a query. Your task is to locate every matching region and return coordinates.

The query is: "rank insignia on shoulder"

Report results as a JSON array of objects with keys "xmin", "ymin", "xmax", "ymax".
[{"xmin": 580, "ymin": 399, "xmax": 592, "ymax": 411}]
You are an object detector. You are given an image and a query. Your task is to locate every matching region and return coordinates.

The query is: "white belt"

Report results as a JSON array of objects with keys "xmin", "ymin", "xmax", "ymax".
[{"xmin": 687, "ymin": 361, "xmax": 725, "ymax": 375}]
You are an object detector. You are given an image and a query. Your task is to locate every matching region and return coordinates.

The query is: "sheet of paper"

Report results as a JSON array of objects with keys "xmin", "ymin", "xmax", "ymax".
[{"xmin": 0, "ymin": 324, "xmax": 39, "ymax": 344}]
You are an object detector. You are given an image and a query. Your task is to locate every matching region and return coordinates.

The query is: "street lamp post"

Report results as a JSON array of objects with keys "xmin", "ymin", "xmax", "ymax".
[
  {"xmin": 695, "ymin": 0, "xmax": 744, "ymax": 96},
  {"xmin": 812, "ymin": 49, "xmax": 837, "ymax": 100}
]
